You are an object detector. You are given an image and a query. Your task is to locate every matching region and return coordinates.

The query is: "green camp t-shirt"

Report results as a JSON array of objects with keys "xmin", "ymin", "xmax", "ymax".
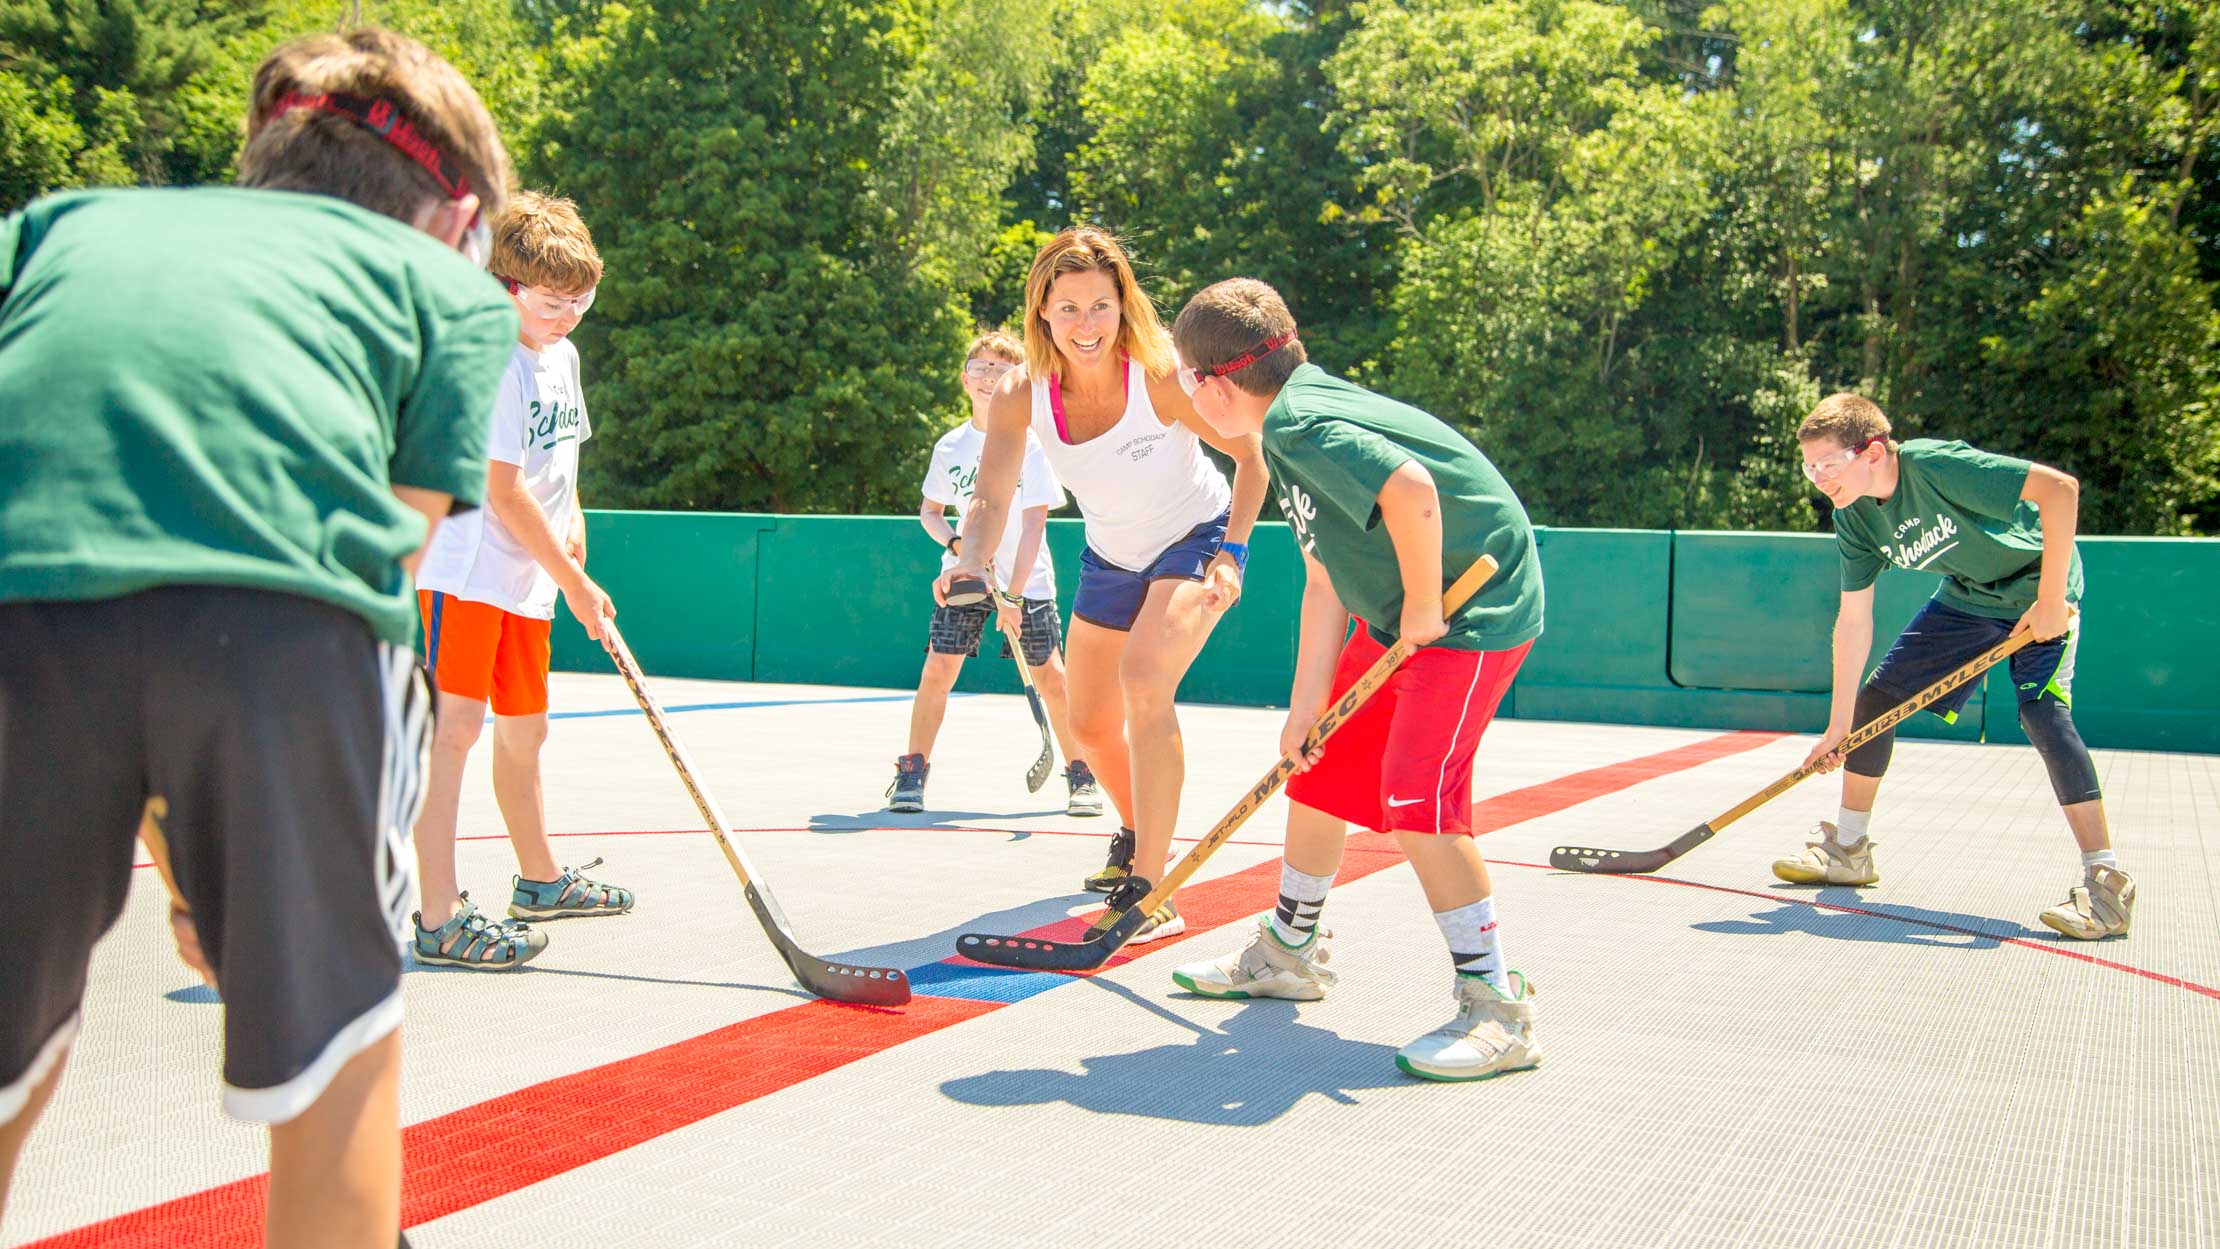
[
  {"xmin": 0, "ymin": 187, "xmax": 519, "ymax": 644},
  {"xmin": 1262, "ymin": 364, "xmax": 1543, "ymax": 651},
  {"xmin": 1832, "ymin": 438, "xmax": 2082, "ymax": 619}
]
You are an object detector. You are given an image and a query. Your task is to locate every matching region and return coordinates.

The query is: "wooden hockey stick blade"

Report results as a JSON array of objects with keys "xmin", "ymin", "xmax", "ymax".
[
  {"xmin": 954, "ymin": 552, "xmax": 1502, "ymax": 972},
  {"xmin": 954, "ymin": 906, "xmax": 1148, "ymax": 972},
  {"xmin": 995, "ymin": 585, "xmax": 1058, "ymax": 794},
  {"xmin": 605, "ymin": 626, "xmax": 910, "ymax": 1005},
  {"xmin": 1549, "ymin": 628, "xmax": 2038, "ymax": 875},
  {"xmin": 1551, "ymin": 823, "xmax": 1715, "ymax": 874},
  {"xmin": 745, "ymin": 882, "xmax": 912, "ymax": 1006},
  {"xmin": 1022, "ymin": 686, "xmax": 1053, "ymax": 792}
]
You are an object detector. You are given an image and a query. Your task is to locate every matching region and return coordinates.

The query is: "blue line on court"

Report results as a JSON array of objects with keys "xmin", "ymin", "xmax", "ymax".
[
  {"xmin": 903, "ymin": 960, "xmax": 1074, "ymax": 1004},
  {"xmin": 544, "ymin": 692, "xmax": 973, "ymax": 721}
]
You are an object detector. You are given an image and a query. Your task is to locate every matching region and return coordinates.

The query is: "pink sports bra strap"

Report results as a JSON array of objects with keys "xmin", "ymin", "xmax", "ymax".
[{"xmin": 1046, "ymin": 359, "xmax": 1133, "ymax": 446}]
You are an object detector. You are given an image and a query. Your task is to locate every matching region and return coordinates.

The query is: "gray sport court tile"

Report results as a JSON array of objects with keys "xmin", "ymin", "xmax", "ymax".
[{"xmin": 5, "ymin": 674, "xmax": 2214, "ymax": 1248}]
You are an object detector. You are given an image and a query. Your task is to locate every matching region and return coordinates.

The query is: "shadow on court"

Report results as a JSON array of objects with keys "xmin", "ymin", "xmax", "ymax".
[
  {"xmin": 1691, "ymin": 886, "xmax": 2025, "ymax": 948},
  {"xmin": 834, "ymin": 890, "xmax": 1100, "ymax": 972},
  {"xmin": 808, "ymin": 808, "xmax": 1069, "ymax": 834},
  {"xmin": 939, "ymin": 983, "xmax": 1409, "ymax": 1126}
]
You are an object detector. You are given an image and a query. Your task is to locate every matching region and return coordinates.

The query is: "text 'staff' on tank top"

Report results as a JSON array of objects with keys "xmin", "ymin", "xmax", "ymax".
[{"xmin": 1029, "ymin": 360, "xmax": 1231, "ymax": 572}]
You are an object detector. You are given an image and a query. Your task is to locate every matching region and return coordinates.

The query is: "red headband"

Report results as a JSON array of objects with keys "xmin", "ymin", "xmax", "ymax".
[
  {"xmin": 1199, "ymin": 330, "xmax": 1297, "ymax": 379},
  {"xmin": 272, "ymin": 91, "xmax": 472, "ymax": 201}
]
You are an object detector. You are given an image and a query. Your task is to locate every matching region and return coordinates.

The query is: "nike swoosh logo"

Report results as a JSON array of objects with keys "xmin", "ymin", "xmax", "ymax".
[{"xmin": 1386, "ymin": 796, "xmax": 1424, "ymax": 808}]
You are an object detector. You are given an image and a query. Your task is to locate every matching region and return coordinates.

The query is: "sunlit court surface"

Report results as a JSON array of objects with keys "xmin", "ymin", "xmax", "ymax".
[{"xmin": 8, "ymin": 674, "xmax": 2216, "ymax": 1249}]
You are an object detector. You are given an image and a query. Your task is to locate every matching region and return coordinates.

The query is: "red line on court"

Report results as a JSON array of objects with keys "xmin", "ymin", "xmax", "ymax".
[
  {"xmin": 943, "ymin": 730, "xmax": 1791, "ymax": 970},
  {"xmin": 23, "ymin": 996, "xmax": 1001, "ymax": 1249},
  {"xmin": 35, "ymin": 728, "xmax": 1927, "ymax": 1247},
  {"xmin": 1492, "ymin": 865, "xmax": 2219, "ymax": 1003}
]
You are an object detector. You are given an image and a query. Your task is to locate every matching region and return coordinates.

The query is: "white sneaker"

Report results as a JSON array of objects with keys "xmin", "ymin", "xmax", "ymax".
[
  {"xmin": 1772, "ymin": 822, "xmax": 1880, "ymax": 885},
  {"xmin": 1396, "ymin": 973, "xmax": 1540, "ymax": 1082},
  {"xmin": 1171, "ymin": 917, "xmax": 1337, "ymax": 1000},
  {"xmin": 2039, "ymin": 863, "xmax": 2135, "ymax": 939},
  {"xmin": 1125, "ymin": 900, "xmax": 1185, "ymax": 945}
]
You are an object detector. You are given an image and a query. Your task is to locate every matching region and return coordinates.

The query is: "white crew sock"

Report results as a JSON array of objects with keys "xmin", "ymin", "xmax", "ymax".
[
  {"xmin": 1834, "ymin": 807, "xmax": 1873, "ymax": 846},
  {"xmin": 1434, "ymin": 895, "xmax": 1507, "ymax": 992},
  {"xmin": 2081, "ymin": 848, "xmax": 2119, "ymax": 875},
  {"xmin": 1269, "ymin": 863, "xmax": 1333, "ymax": 947}
]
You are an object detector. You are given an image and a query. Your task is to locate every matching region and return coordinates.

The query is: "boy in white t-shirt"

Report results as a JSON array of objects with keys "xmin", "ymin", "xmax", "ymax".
[
  {"xmin": 410, "ymin": 191, "xmax": 628, "ymax": 970},
  {"xmin": 889, "ymin": 329, "xmax": 1103, "ymax": 817}
]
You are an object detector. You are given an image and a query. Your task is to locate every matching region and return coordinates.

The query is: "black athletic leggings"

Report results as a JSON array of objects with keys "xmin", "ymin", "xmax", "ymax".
[{"xmin": 1845, "ymin": 682, "xmax": 2102, "ymax": 805}]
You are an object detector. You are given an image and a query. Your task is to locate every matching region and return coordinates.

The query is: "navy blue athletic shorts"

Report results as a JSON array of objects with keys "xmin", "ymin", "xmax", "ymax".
[
  {"xmin": 1868, "ymin": 596, "xmax": 2080, "ymax": 719},
  {"xmin": 1071, "ymin": 510, "xmax": 1231, "ymax": 632}
]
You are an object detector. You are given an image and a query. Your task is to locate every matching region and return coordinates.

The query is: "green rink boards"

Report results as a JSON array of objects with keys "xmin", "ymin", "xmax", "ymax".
[{"xmin": 550, "ymin": 514, "xmax": 2216, "ymax": 754}]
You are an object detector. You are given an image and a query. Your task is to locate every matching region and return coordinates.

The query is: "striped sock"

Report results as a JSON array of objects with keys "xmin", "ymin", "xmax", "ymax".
[
  {"xmin": 1435, "ymin": 895, "xmax": 1507, "ymax": 992},
  {"xmin": 1268, "ymin": 863, "xmax": 1333, "ymax": 947}
]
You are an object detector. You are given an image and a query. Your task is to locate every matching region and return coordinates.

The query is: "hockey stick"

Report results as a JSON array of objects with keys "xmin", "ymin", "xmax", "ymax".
[
  {"xmin": 955, "ymin": 552, "xmax": 1501, "ymax": 972},
  {"xmin": 993, "ymin": 597, "xmax": 1057, "ymax": 793},
  {"xmin": 1549, "ymin": 626, "xmax": 2038, "ymax": 874},
  {"xmin": 604, "ymin": 624, "xmax": 911, "ymax": 1005}
]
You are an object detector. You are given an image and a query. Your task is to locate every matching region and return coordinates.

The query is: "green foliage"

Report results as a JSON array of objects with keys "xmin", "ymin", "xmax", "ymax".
[
  {"xmin": 0, "ymin": 71, "xmax": 79, "ymax": 203},
  {"xmin": 0, "ymin": 0, "xmax": 269, "ymax": 201},
  {"xmin": 4, "ymin": 0, "xmax": 2217, "ymax": 533},
  {"xmin": 543, "ymin": 0, "xmax": 967, "ymax": 513}
]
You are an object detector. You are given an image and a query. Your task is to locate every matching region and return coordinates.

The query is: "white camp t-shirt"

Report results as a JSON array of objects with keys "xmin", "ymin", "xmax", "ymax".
[
  {"xmin": 1027, "ymin": 360, "xmax": 1230, "ymax": 571},
  {"xmin": 925, "ymin": 421, "xmax": 1064, "ymax": 600},
  {"xmin": 417, "ymin": 339, "xmax": 591, "ymax": 620}
]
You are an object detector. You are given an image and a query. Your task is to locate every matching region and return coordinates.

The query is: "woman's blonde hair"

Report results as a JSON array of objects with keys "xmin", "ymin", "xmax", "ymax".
[
  {"xmin": 239, "ymin": 28, "xmax": 512, "ymax": 226},
  {"xmin": 1021, "ymin": 227, "xmax": 1174, "ymax": 380}
]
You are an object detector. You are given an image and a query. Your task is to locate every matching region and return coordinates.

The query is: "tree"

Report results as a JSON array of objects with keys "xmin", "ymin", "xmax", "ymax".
[
  {"xmin": 0, "ymin": 0, "xmax": 269, "ymax": 203},
  {"xmin": 542, "ymin": 0, "xmax": 969, "ymax": 513},
  {"xmin": 1328, "ymin": 0, "xmax": 1720, "ymax": 524}
]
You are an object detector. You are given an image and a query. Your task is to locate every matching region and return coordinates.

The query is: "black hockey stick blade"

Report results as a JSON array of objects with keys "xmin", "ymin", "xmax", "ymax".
[
  {"xmin": 1022, "ymin": 687, "xmax": 1053, "ymax": 793},
  {"xmin": 1550, "ymin": 823, "xmax": 1717, "ymax": 874},
  {"xmin": 746, "ymin": 882, "xmax": 911, "ymax": 1006},
  {"xmin": 954, "ymin": 905, "xmax": 1148, "ymax": 972}
]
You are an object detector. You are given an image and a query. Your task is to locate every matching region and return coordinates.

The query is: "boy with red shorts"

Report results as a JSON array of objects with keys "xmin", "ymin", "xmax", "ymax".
[
  {"xmin": 1167, "ymin": 278, "xmax": 1546, "ymax": 1082},
  {"xmin": 410, "ymin": 191, "xmax": 630, "ymax": 970}
]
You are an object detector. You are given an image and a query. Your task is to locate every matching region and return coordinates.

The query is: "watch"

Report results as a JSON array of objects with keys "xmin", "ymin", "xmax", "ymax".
[{"xmin": 1219, "ymin": 541, "xmax": 1249, "ymax": 572}]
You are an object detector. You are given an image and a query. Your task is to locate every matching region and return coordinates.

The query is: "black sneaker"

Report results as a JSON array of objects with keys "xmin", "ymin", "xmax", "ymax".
[
  {"xmin": 1090, "ymin": 874, "xmax": 1184, "ymax": 943},
  {"xmin": 885, "ymin": 753, "xmax": 928, "ymax": 812},
  {"xmin": 1084, "ymin": 825, "xmax": 1135, "ymax": 893},
  {"xmin": 1066, "ymin": 760, "xmax": 1105, "ymax": 817}
]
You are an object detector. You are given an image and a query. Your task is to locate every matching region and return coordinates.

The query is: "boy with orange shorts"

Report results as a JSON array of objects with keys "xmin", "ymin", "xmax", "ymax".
[
  {"xmin": 411, "ymin": 192, "xmax": 629, "ymax": 970},
  {"xmin": 1168, "ymin": 278, "xmax": 1548, "ymax": 1082}
]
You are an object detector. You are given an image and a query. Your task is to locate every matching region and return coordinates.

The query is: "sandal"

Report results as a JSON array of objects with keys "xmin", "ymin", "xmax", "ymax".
[
  {"xmin": 508, "ymin": 857, "xmax": 635, "ymax": 920},
  {"xmin": 412, "ymin": 894, "xmax": 547, "ymax": 970}
]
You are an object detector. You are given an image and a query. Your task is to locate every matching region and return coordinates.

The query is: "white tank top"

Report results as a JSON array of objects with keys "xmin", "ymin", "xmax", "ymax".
[{"xmin": 1029, "ymin": 360, "xmax": 1232, "ymax": 572}]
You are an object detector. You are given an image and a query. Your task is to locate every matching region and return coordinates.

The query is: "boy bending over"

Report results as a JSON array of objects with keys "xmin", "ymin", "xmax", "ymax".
[{"xmin": 1168, "ymin": 279, "xmax": 1548, "ymax": 1082}]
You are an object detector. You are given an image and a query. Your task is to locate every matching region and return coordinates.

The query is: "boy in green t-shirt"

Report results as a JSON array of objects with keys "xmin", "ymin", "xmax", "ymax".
[
  {"xmin": 0, "ymin": 29, "xmax": 517, "ymax": 1246},
  {"xmin": 1167, "ymin": 278, "xmax": 1547, "ymax": 1083},
  {"xmin": 1784, "ymin": 393, "xmax": 2131, "ymax": 939}
]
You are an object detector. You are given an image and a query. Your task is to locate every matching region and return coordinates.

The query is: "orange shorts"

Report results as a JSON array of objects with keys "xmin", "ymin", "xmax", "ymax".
[{"xmin": 418, "ymin": 590, "xmax": 552, "ymax": 716}]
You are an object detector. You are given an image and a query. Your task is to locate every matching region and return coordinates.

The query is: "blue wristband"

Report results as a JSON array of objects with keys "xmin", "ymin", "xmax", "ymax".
[{"xmin": 1219, "ymin": 542, "xmax": 1249, "ymax": 572}]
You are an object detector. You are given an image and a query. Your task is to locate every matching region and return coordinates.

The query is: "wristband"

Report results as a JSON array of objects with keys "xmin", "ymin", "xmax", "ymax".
[
  {"xmin": 1218, "ymin": 542, "xmax": 1249, "ymax": 572},
  {"xmin": 943, "ymin": 534, "xmax": 961, "ymax": 554},
  {"xmin": 997, "ymin": 589, "xmax": 1024, "ymax": 606}
]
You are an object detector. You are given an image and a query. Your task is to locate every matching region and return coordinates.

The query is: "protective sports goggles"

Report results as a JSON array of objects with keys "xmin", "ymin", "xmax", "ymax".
[
  {"xmin": 505, "ymin": 280, "xmax": 596, "ymax": 318},
  {"xmin": 1177, "ymin": 330, "xmax": 1297, "ymax": 396}
]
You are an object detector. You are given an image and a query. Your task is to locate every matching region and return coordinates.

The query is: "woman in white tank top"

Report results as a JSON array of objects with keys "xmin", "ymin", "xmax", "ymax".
[{"xmin": 939, "ymin": 228, "xmax": 1268, "ymax": 940}]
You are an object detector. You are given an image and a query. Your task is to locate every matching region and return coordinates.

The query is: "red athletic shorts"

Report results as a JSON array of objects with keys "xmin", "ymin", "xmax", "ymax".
[
  {"xmin": 1284, "ymin": 627, "xmax": 1531, "ymax": 836},
  {"xmin": 418, "ymin": 590, "xmax": 552, "ymax": 716}
]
